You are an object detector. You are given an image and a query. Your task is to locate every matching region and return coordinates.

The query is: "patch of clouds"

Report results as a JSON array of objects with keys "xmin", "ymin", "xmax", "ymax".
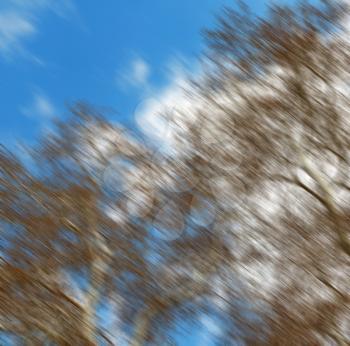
[
  {"xmin": 8, "ymin": 0, "xmax": 77, "ymax": 19},
  {"xmin": 20, "ymin": 91, "xmax": 56, "ymax": 119},
  {"xmin": 0, "ymin": 11, "xmax": 36, "ymax": 57},
  {"xmin": 0, "ymin": 0, "xmax": 76, "ymax": 60},
  {"xmin": 130, "ymin": 57, "xmax": 150, "ymax": 86},
  {"xmin": 133, "ymin": 56, "xmax": 201, "ymax": 154},
  {"xmin": 117, "ymin": 56, "xmax": 151, "ymax": 90}
]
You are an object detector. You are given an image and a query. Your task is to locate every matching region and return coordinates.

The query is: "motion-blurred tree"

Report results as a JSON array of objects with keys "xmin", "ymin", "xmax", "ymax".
[
  {"xmin": 1, "ymin": 0, "xmax": 350, "ymax": 345},
  {"xmin": 0, "ymin": 105, "xmax": 235, "ymax": 345},
  {"xmin": 169, "ymin": 0, "xmax": 350, "ymax": 344},
  {"xmin": 0, "ymin": 107, "xmax": 149, "ymax": 345}
]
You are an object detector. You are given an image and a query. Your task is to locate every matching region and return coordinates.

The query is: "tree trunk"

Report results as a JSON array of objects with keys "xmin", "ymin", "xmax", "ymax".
[
  {"xmin": 299, "ymin": 149, "xmax": 350, "ymax": 257},
  {"xmin": 130, "ymin": 305, "xmax": 158, "ymax": 346},
  {"xmin": 81, "ymin": 197, "xmax": 112, "ymax": 345}
]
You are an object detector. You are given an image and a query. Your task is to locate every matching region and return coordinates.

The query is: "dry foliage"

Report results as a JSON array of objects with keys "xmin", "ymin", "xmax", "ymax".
[{"xmin": 1, "ymin": 1, "xmax": 350, "ymax": 345}]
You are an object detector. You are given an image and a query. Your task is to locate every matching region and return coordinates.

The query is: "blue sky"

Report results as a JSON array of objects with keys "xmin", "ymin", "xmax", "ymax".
[
  {"xmin": 0, "ymin": 0, "xmax": 296, "ymax": 152},
  {"xmin": 0, "ymin": 1, "xmax": 297, "ymax": 345}
]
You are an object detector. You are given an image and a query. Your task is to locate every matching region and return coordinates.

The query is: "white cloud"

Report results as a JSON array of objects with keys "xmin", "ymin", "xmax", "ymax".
[
  {"xmin": 118, "ymin": 57, "xmax": 151, "ymax": 89},
  {"xmin": 0, "ymin": 11, "xmax": 36, "ymax": 57},
  {"xmin": 33, "ymin": 93, "xmax": 55, "ymax": 117},
  {"xmin": 9, "ymin": 0, "xmax": 76, "ymax": 18},
  {"xmin": 0, "ymin": 0, "xmax": 76, "ymax": 59},
  {"xmin": 130, "ymin": 57, "xmax": 150, "ymax": 85},
  {"xmin": 21, "ymin": 92, "xmax": 56, "ymax": 119},
  {"xmin": 134, "ymin": 58, "xmax": 201, "ymax": 154}
]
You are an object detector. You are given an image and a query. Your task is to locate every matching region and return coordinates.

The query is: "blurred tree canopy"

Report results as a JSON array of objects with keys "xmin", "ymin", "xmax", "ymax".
[{"xmin": 1, "ymin": 1, "xmax": 350, "ymax": 345}]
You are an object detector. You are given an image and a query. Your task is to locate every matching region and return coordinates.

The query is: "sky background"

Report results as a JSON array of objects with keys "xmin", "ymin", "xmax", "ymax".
[
  {"xmin": 0, "ymin": 0, "xmax": 299, "ymax": 152},
  {"xmin": 0, "ymin": 1, "xmax": 298, "ymax": 345}
]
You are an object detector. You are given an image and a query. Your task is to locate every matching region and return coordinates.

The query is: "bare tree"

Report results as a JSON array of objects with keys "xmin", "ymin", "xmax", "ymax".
[
  {"xmin": 165, "ymin": 0, "xmax": 350, "ymax": 343},
  {"xmin": 0, "ymin": 107, "xmax": 148, "ymax": 344},
  {"xmin": 0, "ymin": 105, "xmax": 236, "ymax": 345},
  {"xmin": 2, "ymin": 1, "xmax": 350, "ymax": 345}
]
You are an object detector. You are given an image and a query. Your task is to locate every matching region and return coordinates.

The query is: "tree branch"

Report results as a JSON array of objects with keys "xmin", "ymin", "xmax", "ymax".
[{"xmin": 296, "ymin": 145, "xmax": 350, "ymax": 257}]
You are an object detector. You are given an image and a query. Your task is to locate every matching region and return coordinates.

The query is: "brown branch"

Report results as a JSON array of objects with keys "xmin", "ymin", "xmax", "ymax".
[
  {"xmin": 81, "ymin": 195, "xmax": 113, "ymax": 345},
  {"xmin": 287, "ymin": 140, "xmax": 350, "ymax": 257}
]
